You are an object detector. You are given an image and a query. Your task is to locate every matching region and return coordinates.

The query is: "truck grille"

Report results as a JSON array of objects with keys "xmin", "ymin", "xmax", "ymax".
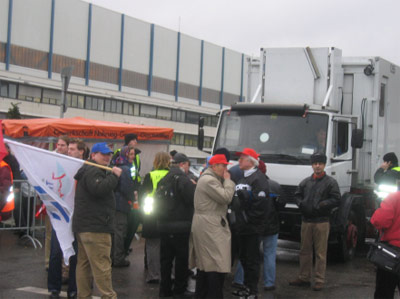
[{"xmin": 281, "ymin": 185, "xmax": 297, "ymax": 203}]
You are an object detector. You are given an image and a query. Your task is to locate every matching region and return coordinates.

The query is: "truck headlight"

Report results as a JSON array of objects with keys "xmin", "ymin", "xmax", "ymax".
[{"xmin": 143, "ymin": 196, "xmax": 154, "ymax": 215}]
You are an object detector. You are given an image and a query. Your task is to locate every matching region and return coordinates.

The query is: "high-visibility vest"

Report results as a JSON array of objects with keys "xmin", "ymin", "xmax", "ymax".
[
  {"xmin": 142, "ymin": 169, "xmax": 168, "ymax": 215},
  {"xmin": 0, "ymin": 161, "xmax": 14, "ymax": 213},
  {"xmin": 114, "ymin": 148, "xmax": 141, "ymax": 182},
  {"xmin": 149, "ymin": 170, "xmax": 169, "ymax": 196},
  {"xmin": 392, "ymin": 166, "xmax": 400, "ymax": 172}
]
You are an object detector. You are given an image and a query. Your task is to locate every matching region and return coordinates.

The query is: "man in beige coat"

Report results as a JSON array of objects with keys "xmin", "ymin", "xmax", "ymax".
[{"xmin": 189, "ymin": 154, "xmax": 236, "ymax": 298}]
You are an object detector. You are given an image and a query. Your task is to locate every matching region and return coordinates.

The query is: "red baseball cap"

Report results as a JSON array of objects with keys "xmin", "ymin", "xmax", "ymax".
[
  {"xmin": 209, "ymin": 154, "xmax": 231, "ymax": 165},
  {"xmin": 235, "ymin": 148, "xmax": 260, "ymax": 160}
]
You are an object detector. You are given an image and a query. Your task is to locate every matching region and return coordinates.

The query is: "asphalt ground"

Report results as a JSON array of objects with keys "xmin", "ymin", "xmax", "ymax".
[{"xmin": 0, "ymin": 230, "xmax": 397, "ymax": 299}]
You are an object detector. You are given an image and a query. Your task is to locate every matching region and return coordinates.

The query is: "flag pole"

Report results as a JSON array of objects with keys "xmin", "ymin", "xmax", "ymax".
[{"xmin": 84, "ymin": 161, "xmax": 113, "ymax": 171}]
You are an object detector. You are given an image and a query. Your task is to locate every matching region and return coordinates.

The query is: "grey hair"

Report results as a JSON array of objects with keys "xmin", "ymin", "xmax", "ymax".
[{"xmin": 248, "ymin": 155, "xmax": 259, "ymax": 167}]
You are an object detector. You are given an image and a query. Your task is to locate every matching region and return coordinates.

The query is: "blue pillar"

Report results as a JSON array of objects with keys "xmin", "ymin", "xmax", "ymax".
[
  {"xmin": 118, "ymin": 14, "xmax": 125, "ymax": 91},
  {"xmin": 240, "ymin": 53, "xmax": 244, "ymax": 102},
  {"xmin": 85, "ymin": 3, "xmax": 92, "ymax": 86},
  {"xmin": 5, "ymin": 0, "xmax": 13, "ymax": 71},
  {"xmin": 219, "ymin": 47, "xmax": 225, "ymax": 109},
  {"xmin": 148, "ymin": 24, "xmax": 155, "ymax": 96},
  {"xmin": 175, "ymin": 31, "xmax": 181, "ymax": 102},
  {"xmin": 199, "ymin": 40, "xmax": 204, "ymax": 106},
  {"xmin": 48, "ymin": 0, "xmax": 55, "ymax": 79}
]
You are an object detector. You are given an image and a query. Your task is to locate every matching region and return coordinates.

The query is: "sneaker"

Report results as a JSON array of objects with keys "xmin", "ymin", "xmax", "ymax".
[
  {"xmin": 264, "ymin": 285, "xmax": 276, "ymax": 291},
  {"xmin": 232, "ymin": 282, "xmax": 245, "ymax": 289},
  {"xmin": 232, "ymin": 287, "xmax": 250, "ymax": 297},
  {"xmin": 289, "ymin": 278, "xmax": 311, "ymax": 287},
  {"xmin": 313, "ymin": 282, "xmax": 324, "ymax": 291},
  {"xmin": 49, "ymin": 291, "xmax": 60, "ymax": 299}
]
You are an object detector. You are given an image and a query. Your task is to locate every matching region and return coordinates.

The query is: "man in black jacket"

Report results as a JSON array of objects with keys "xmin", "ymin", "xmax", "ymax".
[
  {"xmin": 374, "ymin": 152, "xmax": 400, "ymax": 185},
  {"xmin": 289, "ymin": 153, "xmax": 341, "ymax": 291},
  {"xmin": 73, "ymin": 142, "xmax": 122, "ymax": 299},
  {"xmin": 232, "ymin": 148, "xmax": 271, "ymax": 299},
  {"xmin": 158, "ymin": 153, "xmax": 196, "ymax": 298}
]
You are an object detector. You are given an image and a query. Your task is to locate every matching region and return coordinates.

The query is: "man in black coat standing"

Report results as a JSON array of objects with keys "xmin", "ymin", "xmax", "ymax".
[
  {"xmin": 232, "ymin": 148, "xmax": 271, "ymax": 299},
  {"xmin": 289, "ymin": 153, "xmax": 341, "ymax": 291},
  {"xmin": 158, "ymin": 153, "xmax": 196, "ymax": 298}
]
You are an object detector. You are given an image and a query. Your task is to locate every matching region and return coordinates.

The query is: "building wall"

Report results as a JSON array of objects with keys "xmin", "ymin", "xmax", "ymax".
[{"xmin": 0, "ymin": 0, "xmax": 248, "ymax": 160}]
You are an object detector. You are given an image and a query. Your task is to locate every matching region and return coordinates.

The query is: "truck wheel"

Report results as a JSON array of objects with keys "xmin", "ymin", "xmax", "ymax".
[{"xmin": 337, "ymin": 211, "xmax": 358, "ymax": 262}]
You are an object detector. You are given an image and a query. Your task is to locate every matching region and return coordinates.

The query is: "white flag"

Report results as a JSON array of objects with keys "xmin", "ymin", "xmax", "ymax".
[{"xmin": 6, "ymin": 139, "xmax": 84, "ymax": 262}]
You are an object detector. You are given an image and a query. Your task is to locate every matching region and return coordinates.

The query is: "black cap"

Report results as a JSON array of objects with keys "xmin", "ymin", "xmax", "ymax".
[
  {"xmin": 172, "ymin": 153, "xmax": 189, "ymax": 164},
  {"xmin": 310, "ymin": 152, "xmax": 327, "ymax": 164},
  {"xmin": 170, "ymin": 150, "xmax": 177, "ymax": 157},
  {"xmin": 383, "ymin": 152, "xmax": 398, "ymax": 165},
  {"xmin": 213, "ymin": 147, "xmax": 230, "ymax": 162},
  {"xmin": 124, "ymin": 134, "xmax": 138, "ymax": 145}
]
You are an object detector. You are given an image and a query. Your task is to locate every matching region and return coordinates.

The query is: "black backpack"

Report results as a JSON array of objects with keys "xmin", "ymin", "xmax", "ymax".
[{"xmin": 154, "ymin": 172, "xmax": 182, "ymax": 220}]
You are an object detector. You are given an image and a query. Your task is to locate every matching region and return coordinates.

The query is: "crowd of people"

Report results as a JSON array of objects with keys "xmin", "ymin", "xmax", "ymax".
[{"xmin": 1, "ymin": 135, "xmax": 400, "ymax": 299}]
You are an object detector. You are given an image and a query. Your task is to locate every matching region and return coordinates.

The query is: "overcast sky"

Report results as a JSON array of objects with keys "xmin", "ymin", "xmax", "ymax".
[{"xmin": 86, "ymin": 0, "xmax": 400, "ymax": 65}]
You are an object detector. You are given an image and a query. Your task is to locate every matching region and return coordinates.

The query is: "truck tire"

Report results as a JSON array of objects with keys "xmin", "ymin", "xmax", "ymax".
[{"xmin": 336, "ymin": 210, "xmax": 358, "ymax": 262}]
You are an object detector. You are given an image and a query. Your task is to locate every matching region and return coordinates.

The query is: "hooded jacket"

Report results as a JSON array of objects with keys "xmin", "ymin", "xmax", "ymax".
[
  {"xmin": 295, "ymin": 173, "xmax": 341, "ymax": 223},
  {"xmin": 72, "ymin": 161, "xmax": 119, "ymax": 234}
]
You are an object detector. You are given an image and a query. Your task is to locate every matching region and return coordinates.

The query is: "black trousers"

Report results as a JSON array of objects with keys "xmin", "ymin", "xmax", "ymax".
[
  {"xmin": 375, "ymin": 267, "xmax": 400, "ymax": 299},
  {"xmin": 238, "ymin": 234, "xmax": 261, "ymax": 295},
  {"xmin": 195, "ymin": 270, "xmax": 225, "ymax": 299},
  {"xmin": 160, "ymin": 233, "xmax": 190, "ymax": 296}
]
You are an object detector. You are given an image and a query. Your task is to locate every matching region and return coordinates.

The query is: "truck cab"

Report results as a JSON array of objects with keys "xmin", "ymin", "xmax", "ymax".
[{"xmin": 199, "ymin": 47, "xmax": 400, "ymax": 261}]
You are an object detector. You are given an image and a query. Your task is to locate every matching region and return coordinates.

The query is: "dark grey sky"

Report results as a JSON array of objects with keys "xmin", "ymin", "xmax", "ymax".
[{"xmin": 86, "ymin": 0, "xmax": 400, "ymax": 65}]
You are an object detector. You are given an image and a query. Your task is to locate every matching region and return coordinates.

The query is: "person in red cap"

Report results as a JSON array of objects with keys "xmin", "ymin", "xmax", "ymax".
[
  {"xmin": 232, "ymin": 148, "xmax": 272, "ymax": 299},
  {"xmin": 189, "ymin": 154, "xmax": 236, "ymax": 298}
]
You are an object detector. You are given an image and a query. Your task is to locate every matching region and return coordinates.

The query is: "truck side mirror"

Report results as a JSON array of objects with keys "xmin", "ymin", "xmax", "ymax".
[
  {"xmin": 351, "ymin": 129, "xmax": 363, "ymax": 148},
  {"xmin": 198, "ymin": 117, "xmax": 204, "ymax": 151}
]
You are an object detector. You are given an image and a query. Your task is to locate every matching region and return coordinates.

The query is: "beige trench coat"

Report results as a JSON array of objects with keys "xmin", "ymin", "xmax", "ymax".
[{"xmin": 189, "ymin": 168, "xmax": 236, "ymax": 273}]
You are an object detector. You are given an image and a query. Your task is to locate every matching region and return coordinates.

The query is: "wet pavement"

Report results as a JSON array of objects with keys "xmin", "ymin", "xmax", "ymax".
[{"xmin": 0, "ymin": 230, "xmax": 395, "ymax": 299}]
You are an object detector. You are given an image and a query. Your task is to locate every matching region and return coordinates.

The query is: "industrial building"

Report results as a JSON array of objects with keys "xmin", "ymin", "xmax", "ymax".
[{"xmin": 0, "ymin": 0, "xmax": 249, "ymax": 161}]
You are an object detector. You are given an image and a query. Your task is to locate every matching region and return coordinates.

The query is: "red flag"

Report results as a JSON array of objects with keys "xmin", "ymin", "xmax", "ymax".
[{"xmin": 0, "ymin": 120, "xmax": 8, "ymax": 161}]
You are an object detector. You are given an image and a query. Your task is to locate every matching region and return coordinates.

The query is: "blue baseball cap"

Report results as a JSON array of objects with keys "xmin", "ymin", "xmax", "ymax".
[{"xmin": 91, "ymin": 142, "xmax": 113, "ymax": 154}]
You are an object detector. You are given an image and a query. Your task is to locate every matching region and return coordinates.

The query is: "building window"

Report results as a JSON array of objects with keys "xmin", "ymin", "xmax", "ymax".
[
  {"xmin": 98, "ymin": 98, "xmax": 104, "ymax": 111},
  {"xmin": 43, "ymin": 89, "xmax": 61, "ymax": 105},
  {"xmin": 0, "ymin": 81, "xmax": 17, "ymax": 99},
  {"xmin": 141, "ymin": 105, "xmax": 157, "ymax": 118},
  {"xmin": 379, "ymin": 83, "xmax": 386, "ymax": 117},
  {"xmin": 204, "ymin": 136, "xmax": 214, "ymax": 148},
  {"xmin": 172, "ymin": 110, "xmax": 185, "ymax": 122},
  {"xmin": 77, "ymin": 95, "xmax": 85, "ymax": 109},
  {"xmin": 171, "ymin": 133, "xmax": 185, "ymax": 145},
  {"xmin": 105, "ymin": 99, "xmax": 111, "ymax": 112},
  {"xmin": 123, "ymin": 102, "xmax": 135, "ymax": 115},
  {"xmin": 116, "ymin": 101, "xmax": 122, "ymax": 114},
  {"xmin": 186, "ymin": 112, "xmax": 199, "ymax": 124},
  {"xmin": 157, "ymin": 107, "xmax": 172, "ymax": 120},
  {"xmin": 85, "ymin": 96, "xmax": 92, "ymax": 110},
  {"xmin": 18, "ymin": 84, "xmax": 41, "ymax": 103},
  {"xmin": 184, "ymin": 134, "xmax": 198, "ymax": 147},
  {"xmin": 91, "ymin": 97, "xmax": 98, "ymax": 110}
]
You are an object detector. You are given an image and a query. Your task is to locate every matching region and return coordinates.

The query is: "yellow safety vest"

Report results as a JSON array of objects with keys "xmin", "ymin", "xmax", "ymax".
[{"xmin": 149, "ymin": 170, "xmax": 169, "ymax": 196}]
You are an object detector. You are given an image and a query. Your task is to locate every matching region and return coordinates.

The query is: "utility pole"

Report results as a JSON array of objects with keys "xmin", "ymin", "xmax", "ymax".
[{"xmin": 60, "ymin": 66, "xmax": 74, "ymax": 118}]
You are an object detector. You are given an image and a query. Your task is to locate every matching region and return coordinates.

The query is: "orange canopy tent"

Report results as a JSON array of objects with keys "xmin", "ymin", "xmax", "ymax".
[{"xmin": 2, "ymin": 117, "xmax": 173, "ymax": 141}]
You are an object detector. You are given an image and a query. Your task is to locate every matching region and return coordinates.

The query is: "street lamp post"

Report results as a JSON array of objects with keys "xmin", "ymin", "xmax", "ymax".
[{"xmin": 60, "ymin": 66, "xmax": 74, "ymax": 118}]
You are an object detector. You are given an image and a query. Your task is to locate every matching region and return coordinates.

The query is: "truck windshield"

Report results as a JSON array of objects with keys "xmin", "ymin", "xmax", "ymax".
[{"xmin": 214, "ymin": 110, "xmax": 328, "ymax": 164}]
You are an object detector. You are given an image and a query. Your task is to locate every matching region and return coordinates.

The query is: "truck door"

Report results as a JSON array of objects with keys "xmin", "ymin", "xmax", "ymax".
[{"xmin": 330, "ymin": 117, "xmax": 353, "ymax": 194}]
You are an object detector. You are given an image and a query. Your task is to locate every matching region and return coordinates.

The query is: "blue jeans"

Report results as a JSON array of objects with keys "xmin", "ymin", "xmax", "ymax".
[
  {"xmin": 233, "ymin": 234, "xmax": 278, "ymax": 287},
  {"xmin": 48, "ymin": 229, "xmax": 77, "ymax": 295}
]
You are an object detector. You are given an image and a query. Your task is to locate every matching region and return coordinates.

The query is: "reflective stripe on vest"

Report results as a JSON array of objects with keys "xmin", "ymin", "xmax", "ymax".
[
  {"xmin": 392, "ymin": 166, "xmax": 400, "ymax": 172},
  {"xmin": 0, "ymin": 161, "xmax": 14, "ymax": 213},
  {"xmin": 149, "ymin": 170, "xmax": 169, "ymax": 196}
]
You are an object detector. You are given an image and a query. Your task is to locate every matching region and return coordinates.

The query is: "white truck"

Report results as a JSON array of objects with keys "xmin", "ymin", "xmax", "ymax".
[{"xmin": 198, "ymin": 47, "xmax": 400, "ymax": 261}]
